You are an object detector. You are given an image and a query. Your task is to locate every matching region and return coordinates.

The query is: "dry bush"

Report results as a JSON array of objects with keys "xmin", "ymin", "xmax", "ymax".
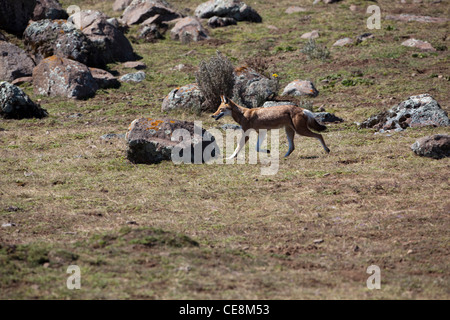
[
  {"xmin": 195, "ymin": 51, "xmax": 235, "ymax": 111},
  {"xmin": 301, "ymin": 39, "xmax": 330, "ymax": 61}
]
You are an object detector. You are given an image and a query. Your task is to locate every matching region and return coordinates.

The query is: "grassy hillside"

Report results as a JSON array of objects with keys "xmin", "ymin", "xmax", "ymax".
[{"xmin": 0, "ymin": 0, "xmax": 449, "ymax": 299}]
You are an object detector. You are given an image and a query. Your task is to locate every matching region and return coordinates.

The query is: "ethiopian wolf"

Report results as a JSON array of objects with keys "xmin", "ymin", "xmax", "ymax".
[{"xmin": 212, "ymin": 96, "xmax": 330, "ymax": 158}]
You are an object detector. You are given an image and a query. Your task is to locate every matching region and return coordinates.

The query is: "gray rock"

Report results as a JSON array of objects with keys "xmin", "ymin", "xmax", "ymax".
[
  {"xmin": 411, "ymin": 135, "xmax": 449, "ymax": 159},
  {"xmin": 24, "ymin": 19, "xmax": 93, "ymax": 66},
  {"xmin": 0, "ymin": 42, "xmax": 36, "ymax": 82},
  {"xmin": 126, "ymin": 118, "xmax": 218, "ymax": 164},
  {"xmin": 220, "ymin": 123, "xmax": 241, "ymax": 130},
  {"xmin": 195, "ymin": 0, "xmax": 262, "ymax": 22},
  {"xmin": 386, "ymin": 14, "xmax": 449, "ymax": 24},
  {"xmin": 233, "ymin": 66, "xmax": 278, "ymax": 108},
  {"xmin": 333, "ymin": 37, "xmax": 354, "ymax": 47},
  {"xmin": 113, "ymin": 0, "xmax": 133, "ymax": 12},
  {"xmin": 208, "ymin": 16, "xmax": 237, "ymax": 28},
  {"xmin": 120, "ymin": 0, "xmax": 181, "ymax": 26},
  {"xmin": 100, "ymin": 133, "xmax": 126, "ymax": 140},
  {"xmin": 162, "ymin": 83, "xmax": 205, "ymax": 112},
  {"xmin": 119, "ymin": 71, "xmax": 146, "ymax": 83},
  {"xmin": 33, "ymin": 0, "xmax": 68, "ymax": 20},
  {"xmin": 138, "ymin": 24, "xmax": 164, "ymax": 42},
  {"xmin": 68, "ymin": 10, "xmax": 136, "ymax": 66},
  {"xmin": 314, "ymin": 112, "xmax": 344, "ymax": 123},
  {"xmin": 170, "ymin": 17, "xmax": 210, "ymax": 43},
  {"xmin": 360, "ymin": 94, "xmax": 449, "ymax": 131},
  {"xmin": 401, "ymin": 39, "xmax": 436, "ymax": 51},
  {"xmin": 33, "ymin": 56, "xmax": 98, "ymax": 99},
  {"xmin": 0, "ymin": 81, "xmax": 48, "ymax": 119},
  {"xmin": 282, "ymin": 79, "xmax": 319, "ymax": 97},
  {"xmin": 262, "ymin": 101, "xmax": 295, "ymax": 108},
  {"xmin": 89, "ymin": 68, "xmax": 120, "ymax": 89}
]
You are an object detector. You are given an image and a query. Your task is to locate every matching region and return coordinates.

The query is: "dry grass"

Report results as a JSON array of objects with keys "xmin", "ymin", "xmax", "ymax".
[{"xmin": 0, "ymin": 0, "xmax": 449, "ymax": 299}]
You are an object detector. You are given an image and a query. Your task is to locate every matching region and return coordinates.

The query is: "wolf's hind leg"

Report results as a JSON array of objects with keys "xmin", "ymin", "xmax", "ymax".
[
  {"xmin": 284, "ymin": 126, "xmax": 295, "ymax": 157},
  {"xmin": 256, "ymin": 130, "xmax": 270, "ymax": 153}
]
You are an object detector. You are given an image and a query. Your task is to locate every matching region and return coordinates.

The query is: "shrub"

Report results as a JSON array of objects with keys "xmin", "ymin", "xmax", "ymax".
[
  {"xmin": 195, "ymin": 51, "xmax": 235, "ymax": 111},
  {"xmin": 301, "ymin": 39, "xmax": 330, "ymax": 61}
]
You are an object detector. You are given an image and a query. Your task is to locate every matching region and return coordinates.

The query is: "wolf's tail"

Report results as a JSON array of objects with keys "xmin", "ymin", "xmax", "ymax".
[{"xmin": 304, "ymin": 109, "xmax": 327, "ymax": 132}]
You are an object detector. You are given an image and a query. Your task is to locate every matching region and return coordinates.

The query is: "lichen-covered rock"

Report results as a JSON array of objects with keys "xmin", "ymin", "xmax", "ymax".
[
  {"xmin": 195, "ymin": 0, "xmax": 262, "ymax": 22},
  {"xmin": 282, "ymin": 79, "xmax": 319, "ymax": 98},
  {"xmin": 33, "ymin": 0, "xmax": 68, "ymax": 21},
  {"xmin": 411, "ymin": 135, "xmax": 450, "ymax": 159},
  {"xmin": 0, "ymin": 81, "xmax": 48, "ymax": 119},
  {"xmin": 170, "ymin": 17, "xmax": 209, "ymax": 43},
  {"xmin": 126, "ymin": 118, "xmax": 218, "ymax": 164},
  {"xmin": 0, "ymin": 42, "xmax": 36, "ymax": 82},
  {"xmin": 120, "ymin": 0, "xmax": 181, "ymax": 26},
  {"xmin": 119, "ymin": 71, "xmax": 146, "ymax": 83},
  {"xmin": 207, "ymin": 16, "xmax": 237, "ymax": 28},
  {"xmin": 0, "ymin": 0, "xmax": 36, "ymax": 35},
  {"xmin": 33, "ymin": 56, "xmax": 98, "ymax": 99},
  {"xmin": 68, "ymin": 10, "xmax": 136, "ymax": 66},
  {"xmin": 162, "ymin": 83, "xmax": 205, "ymax": 112},
  {"xmin": 89, "ymin": 68, "xmax": 120, "ymax": 89},
  {"xmin": 360, "ymin": 94, "xmax": 449, "ymax": 131},
  {"xmin": 232, "ymin": 66, "xmax": 278, "ymax": 108},
  {"xmin": 24, "ymin": 19, "xmax": 93, "ymax": 66}
]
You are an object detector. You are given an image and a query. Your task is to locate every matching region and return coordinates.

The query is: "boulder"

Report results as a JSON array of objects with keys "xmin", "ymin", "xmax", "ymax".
[
  {"xmin": 170, "ymin": 17, "xmax": 209, "ymax": 43},
  {"xmin": 126, "ymin": 118, "xmax": 218, "ymax": 164},
  {"xmin": 32, "ymin": 0, "xmax": 68, "ymax": 21},
  {"xmin": 113, "ymin": 0, "xmax": 133, "ymax": 12},
  {"xmin": 232, "ymin": 66, "xmax": 278, "ymax": 108},
  {"xmin": 313, "ymin": 112, "xmax": 344, "ymax": 123},
  {"xmin": 119, "ymin": 71, "xmax": 146, "ymax": 83},
  {"xmin": 195, "ymin": 0, "xmax": 262, "ymax": 22},
  {"xmin": 162, "ymin": 83, "xmax": 205, "ymax": 112},
  {"xmin": 411, "ymin": 134, "xmax": 450, "ymax": 159},
  {"xmin": 301, "ymin": 30, "xmax": 319, "ymax": 40},
  {"xmin": 68, "ymin": 10, "xmax": 136, "ymax": 66},
  {"xmin": 207, "ymin": 16, "xmax": 237, "ymax": 28},
  {"xmin": 0, "ymin": 0, "xmax": 36, "ymax": 35},
  {"xmin": 89, "ymin": 68, "xmax": 120, "ymax": 89},
  {"xmin": 0, "ymin": 42, "xmax": 36, "ymax": 82},
  {"xmin": 333, "ymin": 37, "xmax": 354, "ymax": 47},
  {"xmin": 120, "ymin": 0, "xmax": 181, "ymax": 26},
  {"xmin": 360, "ymin": 94, "xmax": 449, "ymax": 131},
  {"xmin": 401, "ymin": 39, "xmax": 436, "ymax": 51},
  {"xmin": 282, "ymin": 80, "xmax": 319, "ymax": 97},
  {"xmin": 33, "ymin": 56, "xmax": 98, "ymax": 99},
  {"xmin": 0, "ymin": 81, "xmax": 48, "ymax": 119},
  {"xmin": 138, "ymin": 24, "xmax": 165, "ymax": 42},
  {"xmin": 24, "ymin": 19, "xmax": 92, "ymax": 66}
]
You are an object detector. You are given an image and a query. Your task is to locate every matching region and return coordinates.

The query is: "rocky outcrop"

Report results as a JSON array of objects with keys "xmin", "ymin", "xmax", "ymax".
[
  {"xmin": 195, "ymin": 0, "xmax": 262, "ymax": 22},
  {"xmin": 120, "ymin": 0, "xmax": 181, "ymax": 26},
  {"xmin": 0, "ymin": 42, "xmax": 36, "ymax": 82},
  {"xmin": 0, "ymin": 81, "xmax": 48, "ymax": 119},
  {"xmin": 24, "ymin": 19, "xmax": 93, "ymax": 66},
  {"xmin": 126, "ymin": 118, "xmax": 218, "ymax": 164},
  {"xmin": 68, "ymin": 10, "xmax": 136, "ymax": 66},
  {"xmin": 282, "ymin": 80, "xmax": 319, "ymax": 98},
  {"xmin": 162, "ymin": 83, "xmax": 205, "ymax": 112},
  {"xmin": 411, "ymin": 135, "xmax": 450, "ymax": 159},
  {"xmin": 33, "ymin": 56, "xmax": 98, "ymax": 99},
  {"xmin": 360, "ymin": 94, "xmax": 449, "ymax": 131},
  {"xmin": 170, "ymin": 17, "xmax": 209, "ymax": 43}
]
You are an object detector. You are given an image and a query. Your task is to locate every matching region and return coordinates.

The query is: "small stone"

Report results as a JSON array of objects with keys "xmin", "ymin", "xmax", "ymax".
[
  {"xmin": 2, "ymin": 223, "xmax": 16, "ymax": 228},
  {"xmin": 123, "ymin": 61, "xmax": 147, "ymax": 70},
  {"xmin": 313, "ymin": 239, "xmax": 324, "ymax": 244}
]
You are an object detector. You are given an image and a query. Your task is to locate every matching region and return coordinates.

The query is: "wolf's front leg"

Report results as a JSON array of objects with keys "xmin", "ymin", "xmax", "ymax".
[{"xmin": 228, "ymin": 135, "xmax": 249, "ymax": 159}]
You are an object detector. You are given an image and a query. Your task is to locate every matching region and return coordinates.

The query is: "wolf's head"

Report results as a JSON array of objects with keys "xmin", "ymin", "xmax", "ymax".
[{"xmin": 211, "ymin": 96, "xmax": 233, "ymax": 121}]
